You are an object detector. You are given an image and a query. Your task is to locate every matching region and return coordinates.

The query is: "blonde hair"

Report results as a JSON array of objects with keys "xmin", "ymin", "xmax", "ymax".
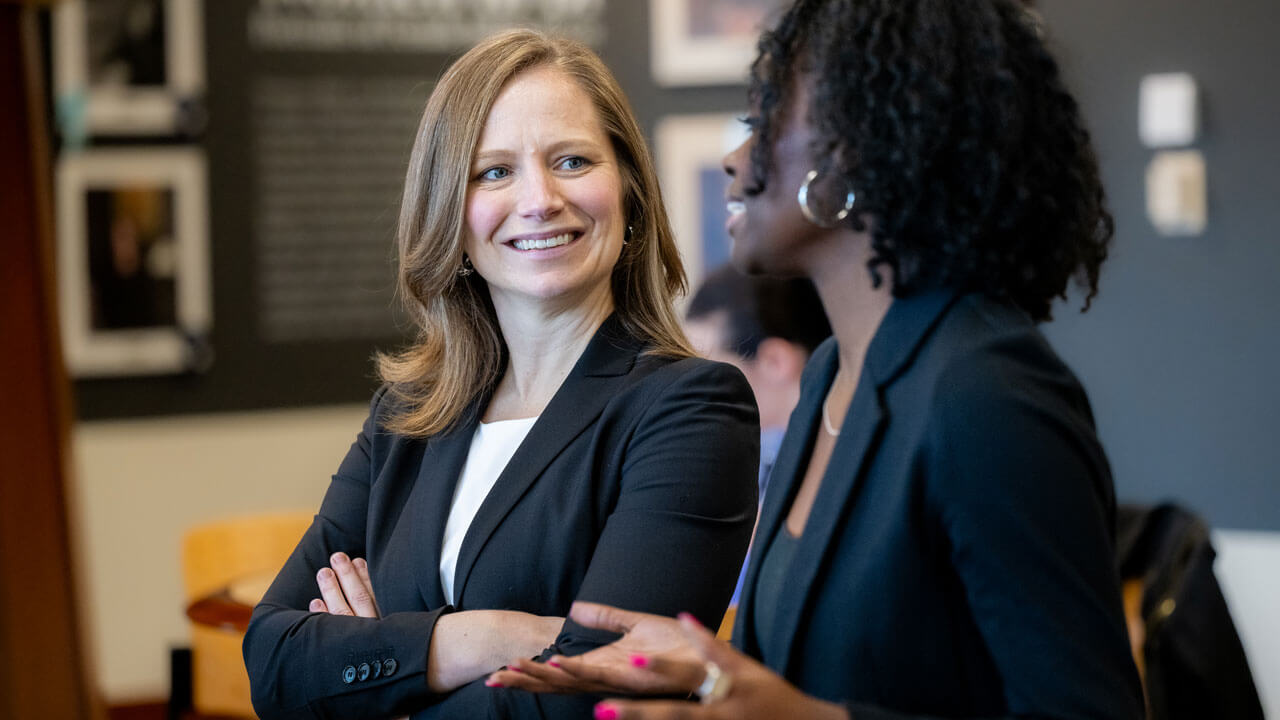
[{"xmin": 378, "ymin": 29, "xmax": 694, "ymax": 437}]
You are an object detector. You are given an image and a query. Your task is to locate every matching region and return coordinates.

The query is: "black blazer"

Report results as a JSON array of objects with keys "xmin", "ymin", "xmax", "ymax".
[
  {"xmin": 244, "ymin": 316, "xmax": 759, "ymax": 719},
  {"xmin": 734, "ymin": 291, "xmax": 1145, "ymax": 720}
]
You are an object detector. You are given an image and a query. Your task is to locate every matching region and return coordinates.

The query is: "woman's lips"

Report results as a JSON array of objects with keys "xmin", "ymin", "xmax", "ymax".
[{"xmin": 725, "ymin": 200, "xmax": 745, "ymax": 235}]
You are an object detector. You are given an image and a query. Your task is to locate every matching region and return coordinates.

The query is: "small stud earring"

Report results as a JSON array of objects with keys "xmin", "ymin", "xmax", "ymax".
[{"xmin": 458, "ymin": 255, "xmax": 474, "ymax": 277}]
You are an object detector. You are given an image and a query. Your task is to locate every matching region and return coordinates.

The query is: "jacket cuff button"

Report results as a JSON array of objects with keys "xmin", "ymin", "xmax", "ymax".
[
  {"xmin": 382, "ymin": 658, "xmax": 398, "ymax": 676},
  {"xmin": 357, "ymin": 662, "xmax": 371, "ymax": 682},
  {"xmin": 342, "ymin": 665, "xmax": 357, "ymax": 684}
]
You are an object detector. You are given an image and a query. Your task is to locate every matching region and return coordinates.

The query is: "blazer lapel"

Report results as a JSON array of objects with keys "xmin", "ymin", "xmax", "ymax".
[
  {"xmin": 766, "ymin": 369, "xmax": 886, "ymax": 673},
  {"xmin": 733, "ymin": 342, "xmax": 834, "ymax": 655},
  {"xmin": 408, "ymin": 403, "xmax": 482, "ymax": 609},
  {"xmin": 450, "ymin": 315, "xmax": 640, "ymax": 606},
  {"xmin": 760, "ymin": 289, "xmax": 962, "ymax": 674}
]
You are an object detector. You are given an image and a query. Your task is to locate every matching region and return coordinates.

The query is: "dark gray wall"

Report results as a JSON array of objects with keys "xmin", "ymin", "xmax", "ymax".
[{"xmin": 1035, "ymin": 0, "xmax": 1280, "ymax": 530}]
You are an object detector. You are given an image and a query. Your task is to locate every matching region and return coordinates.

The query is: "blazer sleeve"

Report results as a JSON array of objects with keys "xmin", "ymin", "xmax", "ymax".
[
  {"xmin": 243, "ymin": 387, "xmax": 451, "ymax": 720},
  {"xmin": 416, "ymin": 359, "xmax": 761, "ymax": 719},
  {"xmin": 844, "ymin": 343, "xmax": 1143, "ymax": 720}
]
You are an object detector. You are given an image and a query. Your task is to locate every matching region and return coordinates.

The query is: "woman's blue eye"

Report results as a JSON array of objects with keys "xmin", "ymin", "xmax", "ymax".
[
  {"xmin": 559, "ymin": 156, "xmax": 587, "ymax": 170},
  {"xmin": 480, "ymin": 167, "xmax": 509, "ymax": 181}
]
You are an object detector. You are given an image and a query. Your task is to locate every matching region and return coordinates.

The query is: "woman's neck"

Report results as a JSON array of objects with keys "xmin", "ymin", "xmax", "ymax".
[
  {"xmin": 806, "ymin": 232, "xmax": 895, "ymax": 396},
  {"xmin": 485, "ymin": 288, "xmax": 614, "ymax": 421}
]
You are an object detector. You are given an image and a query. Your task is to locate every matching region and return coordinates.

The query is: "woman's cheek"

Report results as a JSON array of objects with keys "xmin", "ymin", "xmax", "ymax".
[{"xmin": 464, "ymin": 192, "xmax": 507, "ymax": 251}]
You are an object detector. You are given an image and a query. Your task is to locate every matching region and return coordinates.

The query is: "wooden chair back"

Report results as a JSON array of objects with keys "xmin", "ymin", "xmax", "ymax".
[{"xmin": 181, "ymin": 511, "xmax": 313, "ymax": 718}]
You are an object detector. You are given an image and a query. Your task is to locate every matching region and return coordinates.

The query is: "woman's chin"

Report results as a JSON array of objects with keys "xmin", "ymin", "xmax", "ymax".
[
  {"xmin": 729, "ymin": 239, "xmax": 776, "ymax": 277},
  {"xmin": 489, "ymin": 279, "xmax": 613, "ymax": 316}
]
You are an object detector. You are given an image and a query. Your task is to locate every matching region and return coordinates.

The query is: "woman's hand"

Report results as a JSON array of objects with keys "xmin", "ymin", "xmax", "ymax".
[
  {"xmin": 489, "ymin": 603, "xmax": 847, "ymax": 720},
  {"xmin": 310, "ymin": 554, "xmax": 407, "ymax": 720},
  {"xmin": 486, "ymin": 601, "xmax": 704, "ymax": 695},
  {"xmin": 310, "ymin": 552, "xmax": 380, "ymax": 618},
  {"xmin": 308, "ymin": 552, "xmax": 563, "ymax": 694},
  {"xmin": 592, "ymin": 611, "xmax": 848, "ymax": 720}
]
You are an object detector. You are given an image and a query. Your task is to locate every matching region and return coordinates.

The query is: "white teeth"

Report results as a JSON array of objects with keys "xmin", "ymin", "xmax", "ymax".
[
  {"xmin": 727, "ymin": 201, "xmax": 745, "ymax": 216},
  {"xmin": 512, "ymin": 233, "xmax": 574, "ymax": 251}
]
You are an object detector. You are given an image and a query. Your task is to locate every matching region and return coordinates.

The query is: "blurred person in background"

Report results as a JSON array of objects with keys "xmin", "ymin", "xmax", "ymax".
[{"xmin": 684, "ymin": 264, "xmax": 830, "ymax": 603}]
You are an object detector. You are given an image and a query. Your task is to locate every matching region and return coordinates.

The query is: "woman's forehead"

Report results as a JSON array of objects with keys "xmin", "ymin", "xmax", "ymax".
[{"xmin": 485, "ymin": 69, "xmax": 601, "ymax": 130}]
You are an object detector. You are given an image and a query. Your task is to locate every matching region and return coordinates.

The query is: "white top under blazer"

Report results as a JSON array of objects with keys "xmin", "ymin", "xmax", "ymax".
[{"xmin": 438, "ymin": 416, "xmax": 539, "ymax": 605}]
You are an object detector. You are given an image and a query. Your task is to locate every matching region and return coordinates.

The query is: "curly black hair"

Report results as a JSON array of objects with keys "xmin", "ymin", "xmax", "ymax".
[{"xmin": 747, "ymin": 0, "xmax": 1110, "ymax": 321}]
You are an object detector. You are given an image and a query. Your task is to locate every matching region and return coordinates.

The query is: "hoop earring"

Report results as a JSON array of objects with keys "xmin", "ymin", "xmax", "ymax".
[
  {"xmin": 457, "ymin": 255, "xmax": 474, "ymax": 277},
  {"xmin": 797, "ymin": 169, "xmax": 855, "ymax": 228}
]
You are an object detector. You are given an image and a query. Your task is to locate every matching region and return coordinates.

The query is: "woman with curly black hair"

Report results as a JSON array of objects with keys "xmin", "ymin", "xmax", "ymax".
[{"xmin": 486, "ymin": 0, "xmax": 1145, "ymax": 718}]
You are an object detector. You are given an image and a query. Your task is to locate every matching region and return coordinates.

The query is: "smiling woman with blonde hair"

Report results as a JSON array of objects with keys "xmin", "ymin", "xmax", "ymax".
[
  {"xmin": 243, "ymin": 29, "xmax": 759, "ymax": 720},
  {"xmin": 380, "ymin": 29, "xmax": 698, "ymax": 437}
]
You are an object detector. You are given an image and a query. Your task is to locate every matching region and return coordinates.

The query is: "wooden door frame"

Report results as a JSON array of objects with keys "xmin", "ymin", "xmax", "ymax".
[{"xmin": 0, "ymin": 2, "xmax": 104, "ymax": 719}]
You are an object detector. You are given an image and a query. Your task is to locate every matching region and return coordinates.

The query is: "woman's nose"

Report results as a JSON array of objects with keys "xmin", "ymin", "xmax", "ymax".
[
  {"xmin": 517, "ymin": 167, "xmax": 565, "ymax": 220},
  {"xmin": 723, "ymin": 135, "xmax": 750, "ymax": 178}
]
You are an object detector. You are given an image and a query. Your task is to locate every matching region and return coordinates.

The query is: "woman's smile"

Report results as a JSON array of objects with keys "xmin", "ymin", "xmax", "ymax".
[{"xmin": 507, "ymin": 230, "xmax": 582, "ymax": 252}]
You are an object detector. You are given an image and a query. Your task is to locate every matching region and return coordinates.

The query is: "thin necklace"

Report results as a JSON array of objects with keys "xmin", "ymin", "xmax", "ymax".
[
  {"xmin": 821, "ymin": 395, "xmax": 841, "ymax": 437},
  {"xmin": 821, "ymin": 372, "xmax": 847, "ymax": 438}
]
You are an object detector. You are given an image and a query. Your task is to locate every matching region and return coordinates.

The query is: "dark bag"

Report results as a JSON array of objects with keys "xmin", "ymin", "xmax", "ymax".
[{"xmin": 1116, "ymin": 503, "xmax": 1265, "ymax": 720}]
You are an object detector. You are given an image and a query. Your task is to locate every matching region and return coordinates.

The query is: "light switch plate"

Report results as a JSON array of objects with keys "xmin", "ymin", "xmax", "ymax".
[{"xmin": 1140, "ymin": 73, "xmax": 1199, "ymax": 148}]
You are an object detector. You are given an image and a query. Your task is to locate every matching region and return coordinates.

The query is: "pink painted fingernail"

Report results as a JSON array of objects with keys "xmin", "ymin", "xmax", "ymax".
[
  {"xmin": 677, "ymin": 612, "xmax": 703, "ymax": 628},
  {"xmin": 509, "ymin": 665, "xmax": 524, "ymax": 673},
  {"xmin": 547, "ymin": 659, "xmax": 561, "ymax": 668},
  {"xmin": 629, "ymin": 654, "xmax": 649, "ymax": 668},
  {"xmin": 594, "ymin": 703, "xmax": 619, "ymax": 720},
  {"xmin": 485, "ymin": 678, "xmax": 503, "ymax": 688}
]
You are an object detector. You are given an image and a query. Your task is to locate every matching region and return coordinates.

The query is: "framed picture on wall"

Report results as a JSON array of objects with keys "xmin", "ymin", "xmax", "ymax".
[
  {"xmin": 649, "ymin": 0, "xmax": 784, "ymax": 86},
  {"xmin": 53, "ymin": 0, "xmax": 205, "ymax": 137},
  {"xmin": 56, "ymin": 148, "xmax": 212, "ymax": 377},
  {"xmin": 656, "ymin": 113, "xmax": 751, "ymax": 290}
]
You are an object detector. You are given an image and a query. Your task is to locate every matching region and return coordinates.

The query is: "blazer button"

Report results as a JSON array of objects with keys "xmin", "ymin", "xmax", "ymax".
[
  {"xmin": 342, "ymin": 665, "xmax": 357, "ymax": 684},
  {"xmin": 382, "ymin": 658, "xmax": 397, "ymax": 676},
  {"xmin": 358, "ymin": 662, "xmax": 371, "ymax": 682},
  {"xmin": 371, "ymin": 659, "xmax": 382, "ymax": 679}
]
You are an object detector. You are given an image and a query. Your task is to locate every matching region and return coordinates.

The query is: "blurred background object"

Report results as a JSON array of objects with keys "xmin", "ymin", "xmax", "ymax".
[
  {"xmin": 0, "ymin": 2, "xmax": 104, "ymax": 719},
  {"xmin": 1117, "ymin": 503, "xmax": 1265, "ymax": 720},
  {"xmin": 180, "ymin": 512, "xmax": 312, "ymax": 718}
]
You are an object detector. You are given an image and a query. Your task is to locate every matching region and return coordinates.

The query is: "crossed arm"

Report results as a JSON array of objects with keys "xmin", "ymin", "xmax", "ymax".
[
  {"xmin": 311, "ymin": 551, "xmax": 562, "ymax": 694},
  {"xmin": 245, "ymin": 363, "xmax": 760, "ymax": 719},
  {"xmin": 313, "ymin": 557, "xmax": 847, "ymax": 720}
]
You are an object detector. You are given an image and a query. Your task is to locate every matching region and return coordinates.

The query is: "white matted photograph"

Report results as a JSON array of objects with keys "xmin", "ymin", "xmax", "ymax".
[
  {"xmin": 656, "ymin": 113, "xmax": 752, "ymax": 289},
  {"xmin": 56, "ymin": 149, "xmax": 211, "ymax": 377},
  {"xmin": 53, "ymin": 0, "xmax": 205, "ymax": 136},
  {"xmin": 649, "ymin": 0, "xmax": 783, "ymax": 86}
]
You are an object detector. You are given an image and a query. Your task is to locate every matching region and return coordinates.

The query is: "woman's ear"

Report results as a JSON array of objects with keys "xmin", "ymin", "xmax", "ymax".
[{"xmin": 752, "ymin": 337, "xmax": 809, "ymax": 386}]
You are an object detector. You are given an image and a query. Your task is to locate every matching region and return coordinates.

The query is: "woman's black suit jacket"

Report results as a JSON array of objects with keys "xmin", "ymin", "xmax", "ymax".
[
  {"xmin": 244, "ymin": 316, "xmax": 760, "ymax": 719},
  {"xmin": 733, "ymin": 290, "xmax": 1145, "ymax": 720}
]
